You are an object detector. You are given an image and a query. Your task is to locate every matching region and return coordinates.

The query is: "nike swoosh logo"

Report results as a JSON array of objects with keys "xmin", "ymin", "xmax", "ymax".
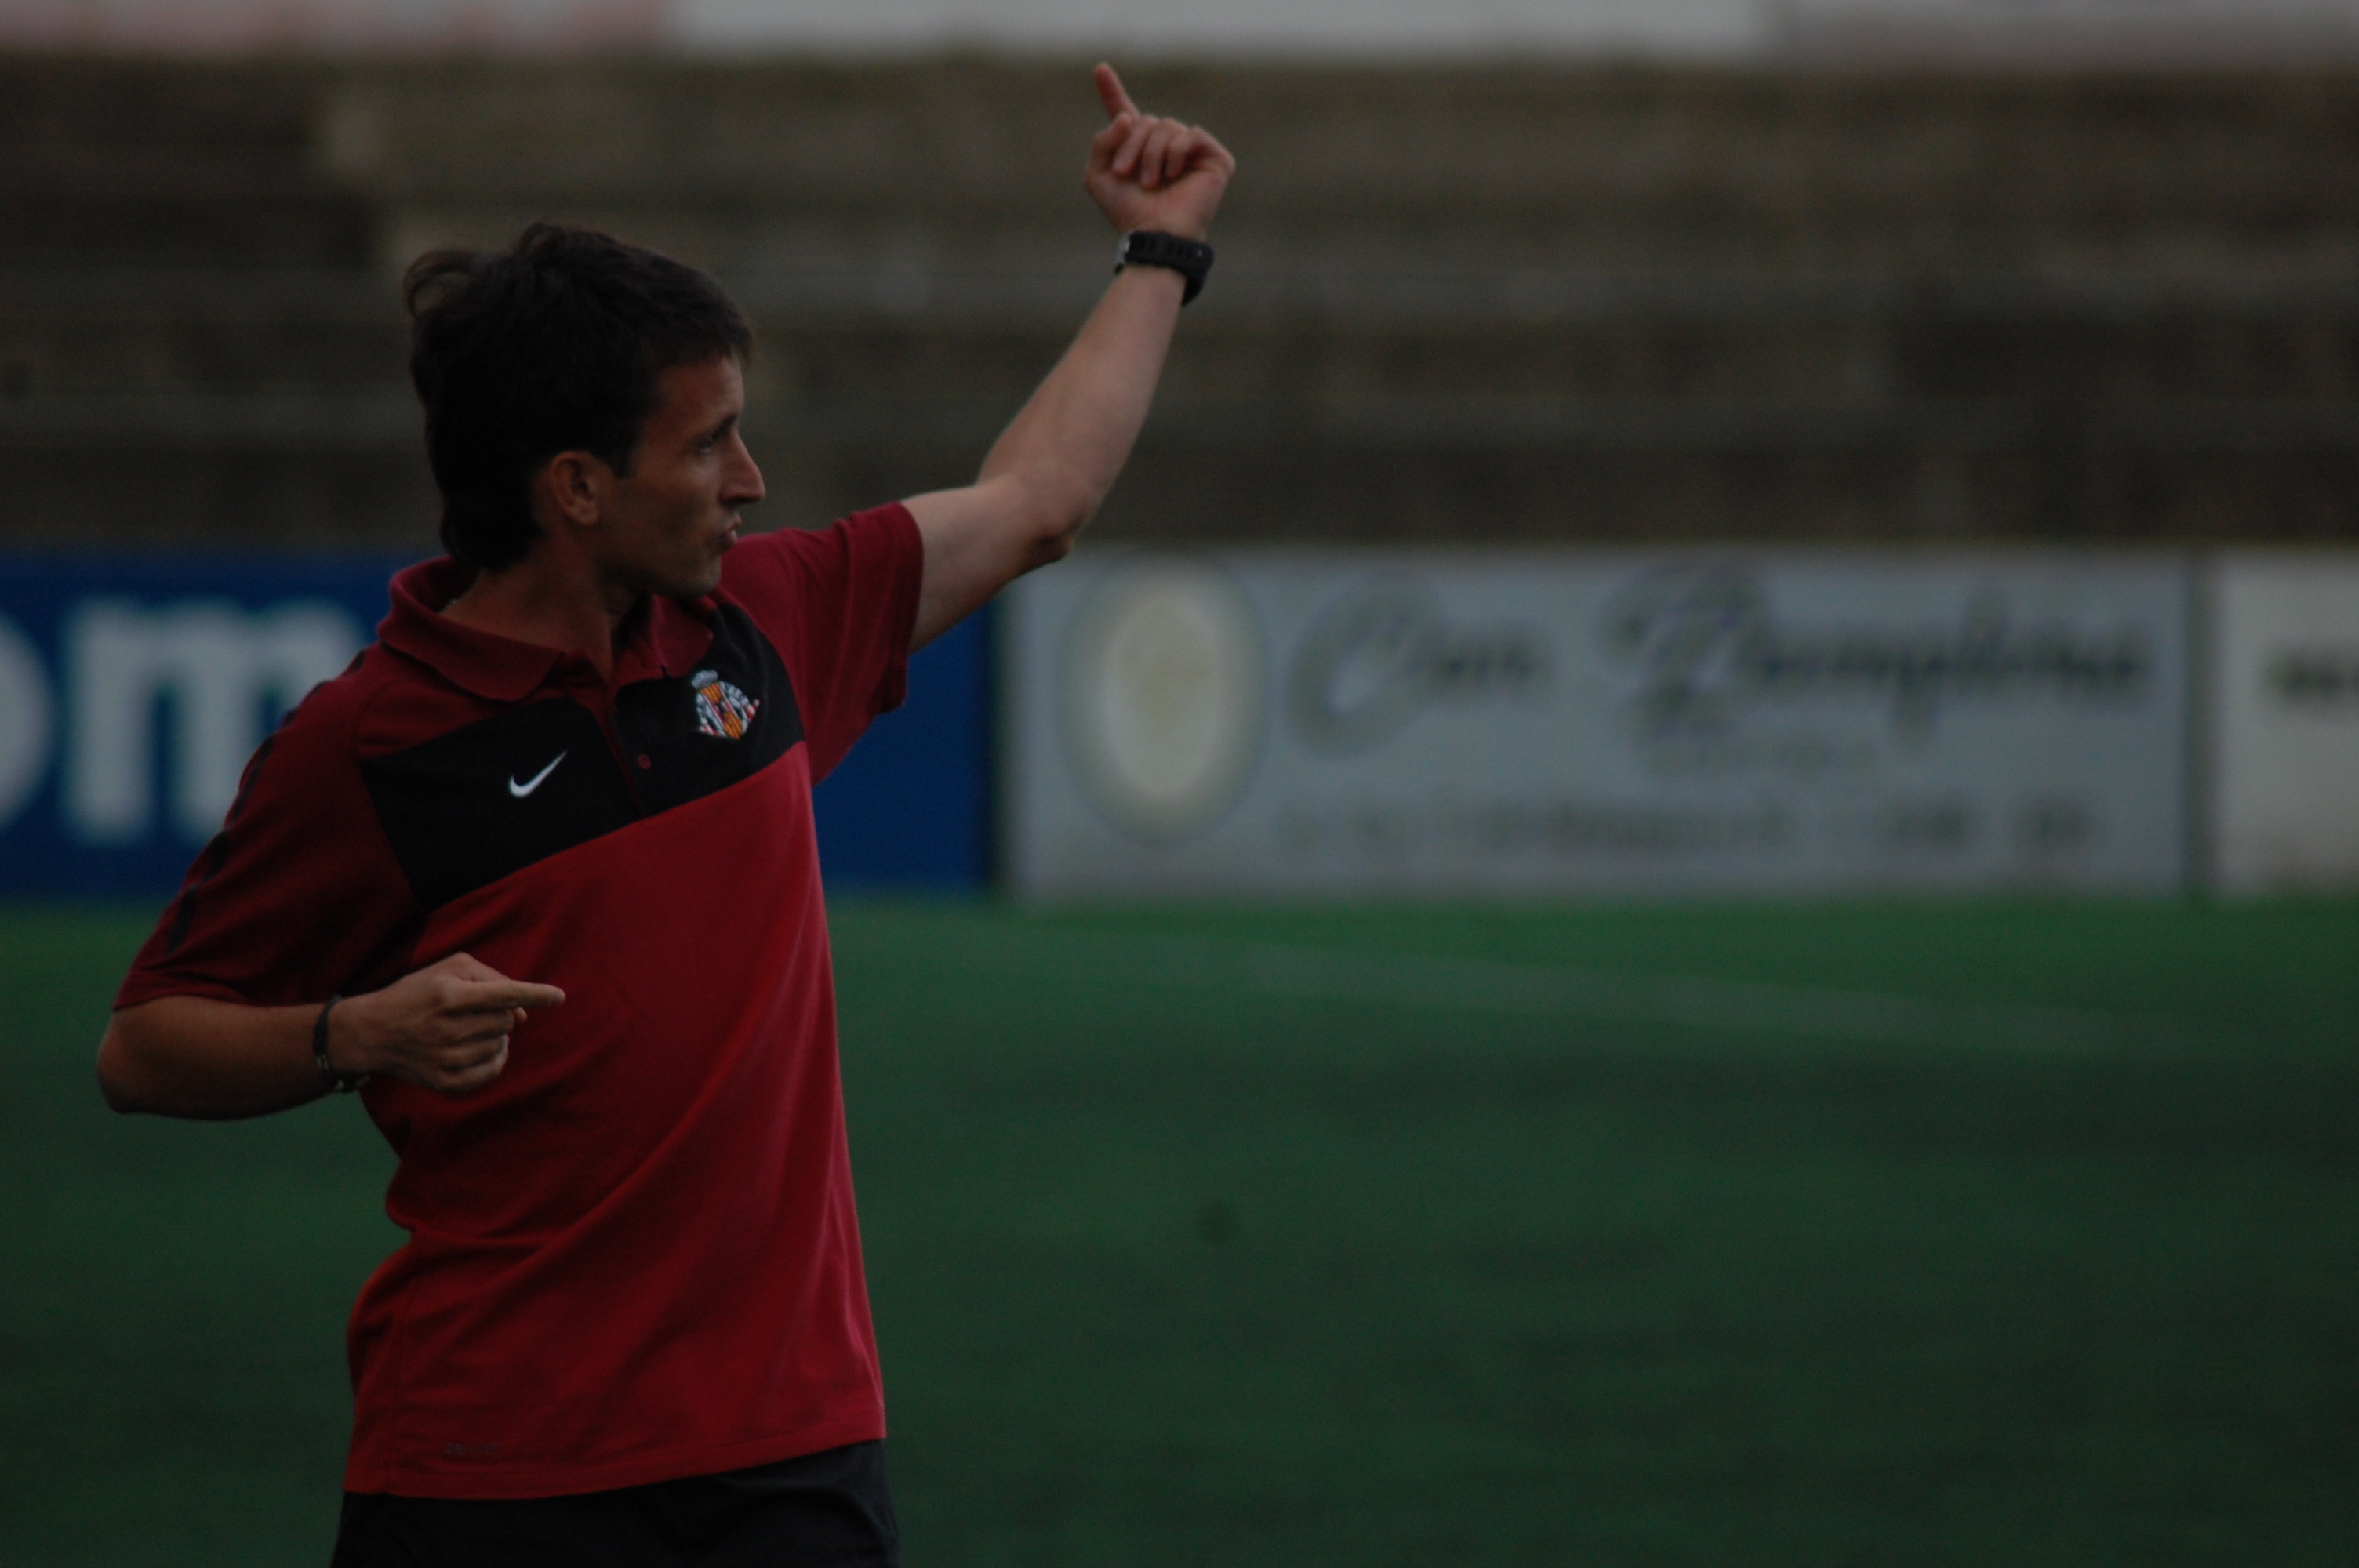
[{"xmin": 508, "ymin": 752, "xmax": 568, "ymax": 798}]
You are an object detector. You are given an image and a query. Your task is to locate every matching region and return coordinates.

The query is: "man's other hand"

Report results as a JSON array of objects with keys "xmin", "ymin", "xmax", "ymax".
[
  {"xmin": 1085, "ymin": 64, "xmax": 1235, "ymax": 242},
  {"xmin": 336, "ymin": 953, "xmax": 567, "ymax": 1096}
]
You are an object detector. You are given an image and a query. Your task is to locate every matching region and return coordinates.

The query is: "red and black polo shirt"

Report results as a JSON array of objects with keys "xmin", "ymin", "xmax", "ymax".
[{"xmin": 118, "ymin": 504, "xmax": 925, "ymax": 1500}]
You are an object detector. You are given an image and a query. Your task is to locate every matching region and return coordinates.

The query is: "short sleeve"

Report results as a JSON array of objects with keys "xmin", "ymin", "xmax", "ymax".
[
  {"xmin": 115, "ymin": 674, "xmax": 420, "ymax": 1013},
  {"xmin": 716, "ymin": 504, "xmax": 925, "ymax": 783}
]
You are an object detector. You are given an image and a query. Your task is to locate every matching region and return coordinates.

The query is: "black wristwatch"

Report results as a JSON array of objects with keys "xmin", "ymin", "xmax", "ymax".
[{"xmin": 1115, "ymin": 230, "xmax": 1214, "ymax": 305}]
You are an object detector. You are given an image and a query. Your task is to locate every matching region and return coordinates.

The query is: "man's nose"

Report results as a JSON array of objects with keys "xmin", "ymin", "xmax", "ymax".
[{"xmin": 727, "ymin": 437, "xmax": 765, "ymax": 505}]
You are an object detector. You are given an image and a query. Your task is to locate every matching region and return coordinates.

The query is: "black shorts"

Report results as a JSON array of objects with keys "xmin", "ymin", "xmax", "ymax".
[{"xmin": 330, "ymin": 1439, "xmax": 900, "ymax": 1568}]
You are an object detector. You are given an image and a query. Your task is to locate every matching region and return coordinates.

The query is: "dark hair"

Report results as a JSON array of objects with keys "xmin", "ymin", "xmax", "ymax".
[{"xmin": 404, "ymin": 223, "xmax": 754, "ymax": 572}]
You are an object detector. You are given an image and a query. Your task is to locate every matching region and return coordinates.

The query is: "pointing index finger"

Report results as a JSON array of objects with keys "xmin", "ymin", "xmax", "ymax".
[
  {"xmin": 454, "ymin": 978, "xmax": 568, "ymax": 1012},
  {"xmin": 1093, "ymin": 62, "xmax": 1138, "ymax": 122}
]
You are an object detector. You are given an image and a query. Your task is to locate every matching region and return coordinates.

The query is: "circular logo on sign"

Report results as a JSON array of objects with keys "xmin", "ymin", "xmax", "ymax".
[{"xmin": 1060, "ymin": 555, "xmax": 1268, "ymax": 844}]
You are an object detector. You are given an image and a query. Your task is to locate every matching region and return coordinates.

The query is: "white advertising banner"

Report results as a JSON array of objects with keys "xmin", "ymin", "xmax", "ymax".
[
  {"xmin": 2212, "ymin": 554, "xmax": 2359, "ymax": 894},
  {"xmin": 1004, "ymin": 549, "xmax": 2190, "ymax": 898}
]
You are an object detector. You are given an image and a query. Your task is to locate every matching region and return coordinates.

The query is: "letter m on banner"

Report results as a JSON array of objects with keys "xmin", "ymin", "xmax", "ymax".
[
  {"xmin": 65, "ymin": 600, "xmax": 362, "ymax": 844},
  {"xmin": 0, "ymin": 554, "xmax": 409, "ymax": 896}
]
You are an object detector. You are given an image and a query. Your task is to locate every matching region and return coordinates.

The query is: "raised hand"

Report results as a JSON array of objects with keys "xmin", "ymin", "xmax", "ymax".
[
  {"xmin": 333, "ymin": 951, "xmax": 567, "ymax": 1095},
  {"xmin": 1084, "ymin": 63, "xmax": 1235, "ymax": 242}
]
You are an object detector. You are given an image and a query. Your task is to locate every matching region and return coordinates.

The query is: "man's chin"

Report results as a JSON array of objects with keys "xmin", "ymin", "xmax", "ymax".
[
  {"xmin": 635, "ymin": 537, "xmax": 734, "ymax": 601},
  {"xmin": 707, "ymin": 535, "xmax": 738, "ymax": 585},
  {"xmin": 649, "ymin": 560, "xmax": 726, "ymax": 601}
]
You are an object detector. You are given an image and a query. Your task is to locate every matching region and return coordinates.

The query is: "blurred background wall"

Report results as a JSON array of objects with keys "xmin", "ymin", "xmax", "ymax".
[
  {"xmin": 5, "ymin": 1, "xmax": 2359, "ymax": 895},
  {"xmin": 8, "ymin": 42, "xmax": 2359, "ymax": 552}
]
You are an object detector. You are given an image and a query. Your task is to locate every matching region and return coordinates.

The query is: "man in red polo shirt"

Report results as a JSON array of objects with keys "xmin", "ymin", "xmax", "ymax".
[{"xmin": 94, "ymin": 65, "xmax": 1230, "ymax": 1566}]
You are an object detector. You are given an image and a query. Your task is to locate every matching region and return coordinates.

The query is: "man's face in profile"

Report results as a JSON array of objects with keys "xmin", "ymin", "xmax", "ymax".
[{"xmin": 597, "ymin": 355, "xmax": 765, "ymax": 601}]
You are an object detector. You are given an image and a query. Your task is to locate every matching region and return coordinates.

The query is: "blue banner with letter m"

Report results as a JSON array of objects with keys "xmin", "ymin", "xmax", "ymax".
[{"xmin": 0, "ymin": 553, "xmax": 989, "ymax": 897}]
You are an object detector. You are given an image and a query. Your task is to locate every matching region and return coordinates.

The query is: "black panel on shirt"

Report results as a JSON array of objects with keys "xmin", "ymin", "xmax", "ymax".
[
  {"xmin": 362, "ymin": 699, "xmax": 639, "ymax": 913},
  {"xmin": 361, "ymin": 604, "xmax": 808, "ymax": 913},
  {"xmin": 613, "ymin": 602, "xmax": 803, "ymax": 817}
]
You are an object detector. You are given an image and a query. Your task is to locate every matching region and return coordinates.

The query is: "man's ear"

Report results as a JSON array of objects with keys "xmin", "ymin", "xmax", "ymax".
[{"xmin": 536, "ymin": 450, "xmax": 610, "ymax": 532}]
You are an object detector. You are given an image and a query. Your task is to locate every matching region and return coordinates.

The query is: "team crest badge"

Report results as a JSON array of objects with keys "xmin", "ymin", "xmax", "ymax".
[{"xmin": 690, "ymin": 669, "xmax": 760, "ymax": 739}]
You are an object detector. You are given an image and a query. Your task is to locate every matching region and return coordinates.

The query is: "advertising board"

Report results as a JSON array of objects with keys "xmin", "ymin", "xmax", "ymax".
[
  {"xmin": 0, "ymin": 553, "xmax": 989, "ymax": 897},
  {"xmin": 1003, "ymin": 549, "xmax": 2191, "ymax": 898},
  {"xmin": 0, "ymin": 554, "xmax": 399, "ymax": 898},
  {"xmin": 2212, "ymin": 554, "xmax": 2359, "ymax": 894}
]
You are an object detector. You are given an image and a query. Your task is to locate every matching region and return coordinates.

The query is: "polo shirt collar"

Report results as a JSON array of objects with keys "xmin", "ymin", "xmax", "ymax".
[
  {"xmin": 380, "ymin": 557, "xmax": 719, "ymax": 702},
  {"xmin": 628, "ymin": 592, "xmax": 721, "ymax": 685}
]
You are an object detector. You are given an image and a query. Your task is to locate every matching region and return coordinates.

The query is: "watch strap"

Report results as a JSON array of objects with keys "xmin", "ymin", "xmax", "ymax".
[
  {"xmin": 1115, "ymin": 230, "xmax": 1214, "ymax": 305},
  {"xmin": 314, "ymin": 994, "xmax": 368, "ymax": 1093}
]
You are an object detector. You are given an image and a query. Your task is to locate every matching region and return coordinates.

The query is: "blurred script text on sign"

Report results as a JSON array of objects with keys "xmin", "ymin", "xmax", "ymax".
[{"xmin": 1004, "ymin": 548, "xmax": 2191, "ymax": 898}]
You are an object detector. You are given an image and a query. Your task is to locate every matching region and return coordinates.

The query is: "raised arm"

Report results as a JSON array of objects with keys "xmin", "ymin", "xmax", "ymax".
[{"xmin": 902, "ymin": 64, "xmax": 1235, "ymax": 650}]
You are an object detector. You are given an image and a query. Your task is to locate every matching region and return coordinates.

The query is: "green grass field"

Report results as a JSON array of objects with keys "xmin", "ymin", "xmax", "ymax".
[{"xmin": 4, "ymin": 898, "xmax": 2357, "ymax": 1566}]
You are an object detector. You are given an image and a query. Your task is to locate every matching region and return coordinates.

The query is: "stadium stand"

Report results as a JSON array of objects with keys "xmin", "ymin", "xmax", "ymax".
[{"xmin": 4, "ymin": 56, "xmax": 2359, "ymax": 550}]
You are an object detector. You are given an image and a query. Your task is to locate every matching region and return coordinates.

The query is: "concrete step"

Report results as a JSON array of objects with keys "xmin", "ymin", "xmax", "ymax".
[
  {"xmin": 10, "ymin": 263, "xmax": 2357, "ymax": 402},
  {"xmin": 0, "ymin": 271, "xmax": 401, "ymax": 398},
  {"xmin": 329, "ymin": 62, "xmax": 2359, "ymax": 281},
  {"xmin": 0, "ymin": 59, "xmax": 369, "ymax": 267},
  {"xmin": 0, "ymin": 58, "xmax": 321, "ymax": 162}
]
